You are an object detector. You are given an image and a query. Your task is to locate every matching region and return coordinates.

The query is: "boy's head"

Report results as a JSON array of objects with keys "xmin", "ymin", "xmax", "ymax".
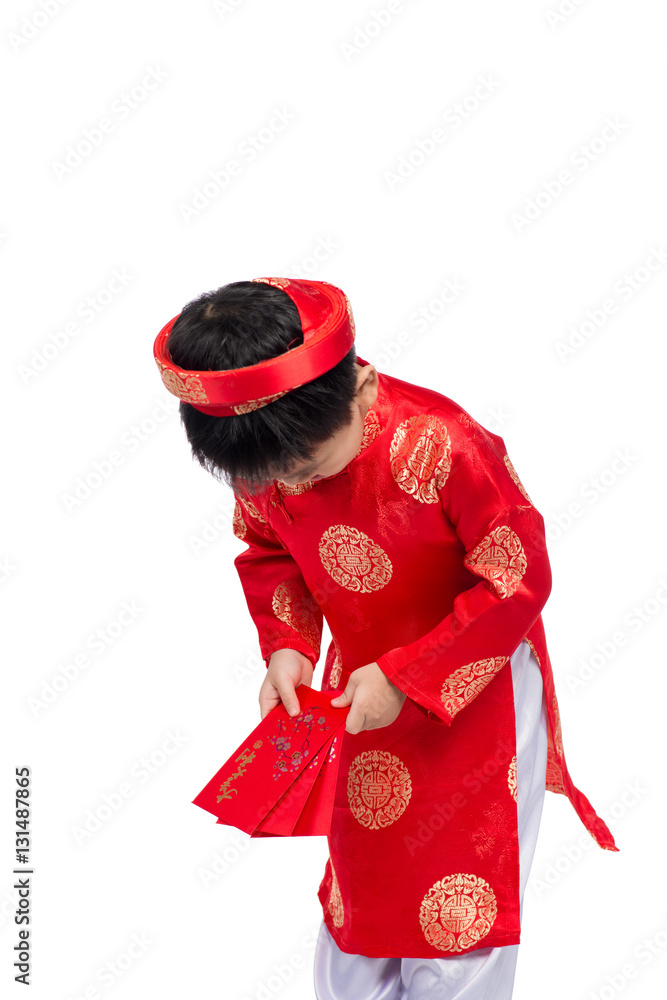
[{"xmin": 163, "ymin": 280, "xmax": 377, "ymax": 494}]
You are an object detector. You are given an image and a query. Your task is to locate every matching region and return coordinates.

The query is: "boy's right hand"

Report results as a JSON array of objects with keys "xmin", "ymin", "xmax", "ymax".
[{"xmin": 259, "ymin": 648, "xmax": 314, "ymax": 720}]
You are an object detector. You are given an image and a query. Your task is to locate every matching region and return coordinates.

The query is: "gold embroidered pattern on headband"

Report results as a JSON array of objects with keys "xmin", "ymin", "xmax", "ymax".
[
  {"xmin": 252, "ymin": 276, "xmax": 292, "ymax": 289},
  {"xmin": 232, "ymin": 391, "xmax": 290, "ymax": 414},
  {"xmin": 345, "ymin": 295, "xmax": 356, "ymax": 336},
  {"xmin": 155, "ymin": 358, "xmax": 209, "ymax": 404}
]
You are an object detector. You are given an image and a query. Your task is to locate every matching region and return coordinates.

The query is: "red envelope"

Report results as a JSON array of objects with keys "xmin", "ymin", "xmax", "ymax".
[
  {"xmin": 250, "ymin": 727, "xmax": 344, "ymax": 836},
  {"xmin": 291, "ymin": 728, "xmax": 342, "ymax": 835},
  {"xmin": 192, "ymin": 685, "xmax": 348, "ymax": 837}
]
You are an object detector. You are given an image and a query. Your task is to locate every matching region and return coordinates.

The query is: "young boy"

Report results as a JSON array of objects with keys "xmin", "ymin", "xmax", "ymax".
[{"xmin": 154, "ymin": 277, "xmax": 617, "ymax": 999}]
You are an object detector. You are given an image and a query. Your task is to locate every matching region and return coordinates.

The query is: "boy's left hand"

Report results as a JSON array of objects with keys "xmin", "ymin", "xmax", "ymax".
[{"xmin": 330, "ymin": 662, "xmax": 407, "ymax": 734}]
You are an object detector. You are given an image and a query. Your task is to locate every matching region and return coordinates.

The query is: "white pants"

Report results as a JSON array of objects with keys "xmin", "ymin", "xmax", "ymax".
[{"xmin": 313, "ymin": 640, "xmax": 548, "ymax": 1000}]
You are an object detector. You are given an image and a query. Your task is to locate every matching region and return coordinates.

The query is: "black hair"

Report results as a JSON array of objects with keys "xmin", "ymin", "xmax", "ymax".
[{"xmin": 165, "ymin": 280, "xmax": 359, "ymax": 494}]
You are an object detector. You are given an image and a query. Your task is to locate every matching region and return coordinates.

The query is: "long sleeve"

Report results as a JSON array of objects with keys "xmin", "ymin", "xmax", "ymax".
[
  {"xmin": 232, "ymin": 494, "xmax": 323, "ymax": 669},
  {"xmin": 376, "ymin": 414, "xmax": 552, "ymax": 725}
]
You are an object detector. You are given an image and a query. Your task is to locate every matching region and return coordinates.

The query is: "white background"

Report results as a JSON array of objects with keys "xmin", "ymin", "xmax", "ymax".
[{"xmin": 3, "ymin": 1, "xmax": 666, "ymax": 998}]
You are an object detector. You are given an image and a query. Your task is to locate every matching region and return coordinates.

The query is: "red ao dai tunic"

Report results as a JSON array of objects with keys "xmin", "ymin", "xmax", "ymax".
[{"xmin": 231, "ymin": 362, "xmax": 617, "ymax": 959}]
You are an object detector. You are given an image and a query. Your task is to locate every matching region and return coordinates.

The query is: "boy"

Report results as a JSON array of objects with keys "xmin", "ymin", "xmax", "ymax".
[{"xmin": 154, "ymin": 277, "xmax": 617, "ymax": 999}]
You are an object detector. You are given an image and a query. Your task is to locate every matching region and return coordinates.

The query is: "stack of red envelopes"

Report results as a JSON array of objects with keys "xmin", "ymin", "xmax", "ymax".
[{"xmin": 192, "ymin": 685, "xmax": 349, "ymax": 837}]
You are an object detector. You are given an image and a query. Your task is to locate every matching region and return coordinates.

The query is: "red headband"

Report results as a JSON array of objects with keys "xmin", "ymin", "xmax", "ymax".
[{"xmin": 153, "ymin": 277, "xmax": 356, "ymax": 416}]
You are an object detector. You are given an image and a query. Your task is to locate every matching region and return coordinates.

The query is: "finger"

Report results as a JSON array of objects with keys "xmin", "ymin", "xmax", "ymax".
[
  {"xmin": 346, "ymin": 710, "xmax": 367, "ymax": 735},
  {"xmin": 259, "ymin": 686, "xmax": 281, "ymax": 717},
  {"xmin": 277, "ymin": 678, "xmax": 300, "ymax": 717},
  {"xmin": 331, "ymin": 686, "xmax": 352, "ymax": 706}
]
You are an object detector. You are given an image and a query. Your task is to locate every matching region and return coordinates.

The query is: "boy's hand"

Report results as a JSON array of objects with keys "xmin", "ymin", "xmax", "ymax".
[
  {"xmin": 259, "ymin": 648, "xmax": 314, "ymax": 720},
  {"xmin": 330, "ymin": 662, "xmax": 406, "ymax": 734}
]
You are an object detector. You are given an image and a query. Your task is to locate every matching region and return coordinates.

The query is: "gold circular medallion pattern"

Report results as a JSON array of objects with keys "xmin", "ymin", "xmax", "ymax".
[
  {"xmin": 347, "ymin": 750, "xmax": 412, "ymax": 829},
  {"xmin": 272, "ymin": 581, "xmax": 320, "ymax": 651},
  {"xmin": 440, "ymin": 657, "xmax": 509, "ymax": 717},
  {"xmin": 463, "ymin": 525, "xmax": 527, "ymax": 599},
  {"xmin": 319, "ymin": 525, "xmax": 393, "ymax": 593},
  {"xmin": 419, "ymin": 873, "xmax": 497, "ymax": 953},
  {"xmin": 328, "ymin": 863, "xmax": 344, "ymax": 927},
  {"xmin": 389, "ymin": 414, "xmax": 452, "ymax": 503}
]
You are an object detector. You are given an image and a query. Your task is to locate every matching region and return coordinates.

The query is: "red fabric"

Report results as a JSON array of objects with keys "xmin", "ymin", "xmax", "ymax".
[
  {"xmin": 153, "ymin": 277, "xmax": 355, "ymax": 415},
  {"xmin": 230, "ymin": 363, "xmax": 617, "ymax": 959}
]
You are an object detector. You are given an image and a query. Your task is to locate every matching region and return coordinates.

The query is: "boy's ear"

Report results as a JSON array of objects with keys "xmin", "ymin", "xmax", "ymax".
[{"xmin": 355, "ymin": 364, "xmax": 378, "ymax": 406}]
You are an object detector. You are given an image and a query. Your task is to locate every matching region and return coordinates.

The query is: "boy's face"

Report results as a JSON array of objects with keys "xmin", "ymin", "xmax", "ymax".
[{"xmin": 276, "ymin": 364, "xmax": 379, "ymax": 486}]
